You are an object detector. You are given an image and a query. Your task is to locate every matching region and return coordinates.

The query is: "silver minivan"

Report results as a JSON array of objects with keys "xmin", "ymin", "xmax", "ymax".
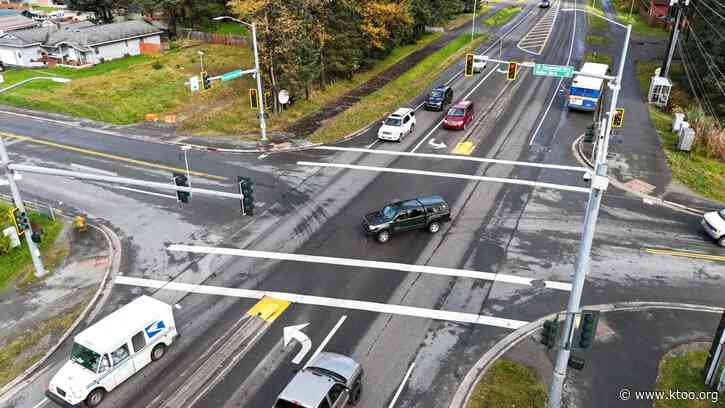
[{"xmin": 274, "ymin": 353, "xmax": 363, "ymax": 408}]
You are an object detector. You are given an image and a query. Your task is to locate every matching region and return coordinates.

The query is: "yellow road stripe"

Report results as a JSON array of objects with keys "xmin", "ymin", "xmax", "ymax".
[
  {"xmin": 452, "ymin": 141, "xmax": 475, "ymax": 156},
  {"xmin": 247, "ymin": 296, "xmax": 290, "ymax": 322},
  {"xmin": 645, "ymin": 248, "xmax": 725, "ymax": 262},
  {"xmin": 0, "ymin": 132, "xmax": 227, "ymax": 181}
]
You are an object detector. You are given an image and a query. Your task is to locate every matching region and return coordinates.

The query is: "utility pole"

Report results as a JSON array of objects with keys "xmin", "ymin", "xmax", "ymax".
[
  {"xmin": 547, "ymin": 24, "xmax": 632, "ymax": 408},
  {"xmin": 471, "ymin": 0, "xmax": 478, "ymax": 41},
  {"xmin": 0, "ymin": 137, "xmax": 45, "ymax": 277},
  {"xmin": 251, "ymin": 22, "xmax": 268, "ymax": 142},
  {"xmin": 660, "ymin": 0, "xmax": 689, "ymax": 78}
]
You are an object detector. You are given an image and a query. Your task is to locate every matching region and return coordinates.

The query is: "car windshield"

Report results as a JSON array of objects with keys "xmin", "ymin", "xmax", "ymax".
[
  {"xmin": 430, "ymin": 90, "xmax": 444, "ymax": 98},
  {"xmin": 384, "ymin": 117, "xmax": 402, "ymax": 126},
  {"xmin": 447, "ymin": 107, "xmax": 465, "ymax": 116},
  {"xmin": 382, "ymin": 205, "xmax": 399, "ymax": 220},
  {"xmin": 71, "ymin": 342, "xmax": 100, "ymax": 372},
  {"xmin": 274, "ymin": 400, "xmax": 301, "ymax": 408},
  {"xmin": 307, "ymin": 366, "xmax": 347, "ymax": 384},
  {"xmin": 719, "ymin": 209, "xmax": 725, "ymax": 220}
]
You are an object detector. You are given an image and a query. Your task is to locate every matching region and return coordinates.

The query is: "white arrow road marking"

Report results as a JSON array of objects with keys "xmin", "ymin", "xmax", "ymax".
[
  {"xmin": 114, "ymin": 276, "xmax": 528, "ymax": 329},
  {"xmin": 428, "ymin": 139, "xmax": 447, "ymax": 149},
  {"xmin": 283, "ymin": 323, "xmax": 312, "ymax": 364},
  {"xmin": 167, "ymin": 245, "xmax": 572, "ymax": 291}
]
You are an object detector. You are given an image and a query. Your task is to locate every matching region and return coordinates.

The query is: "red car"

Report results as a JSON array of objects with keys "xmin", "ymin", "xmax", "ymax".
[{"xmin": 442, "ymin": 100, "xmax": 474, "ymax": 130}]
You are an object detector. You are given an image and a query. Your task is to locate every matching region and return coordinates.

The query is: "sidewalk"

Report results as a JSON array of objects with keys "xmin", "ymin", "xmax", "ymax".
[
  {"xmin": 575, "ymin": 0, "xmax": 723, "ymax": 213},
  {"xmin": 0, "ymin": 220, "xmax": 117, "ymax": 394},
  {"xmin": 452, "ymin": 303, "xmax": 724, "ymax": 408}
]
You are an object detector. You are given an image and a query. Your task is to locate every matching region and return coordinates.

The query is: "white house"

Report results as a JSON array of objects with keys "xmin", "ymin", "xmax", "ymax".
[{"xmin": 0, "ymin": 20, "xmax": 163, "ymax": 67}]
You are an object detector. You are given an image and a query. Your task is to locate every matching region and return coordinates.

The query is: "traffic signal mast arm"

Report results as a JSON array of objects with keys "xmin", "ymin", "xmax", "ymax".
[{"xmin": 478, "ymin": 56, "xmax": 616, "ymax": 82}]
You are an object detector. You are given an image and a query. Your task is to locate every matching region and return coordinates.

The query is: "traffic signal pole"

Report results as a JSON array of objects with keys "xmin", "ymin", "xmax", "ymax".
[
  {"xmin": 0, "ymin": 138, "xmax": 45, "ymax": 277},
  {"xmin": 251, "ymin": 22, "xmax": 267, "ymax": 142},
  {"xmin": 547, "ymin": 24, "xmax": 631, "ymax": 408}
]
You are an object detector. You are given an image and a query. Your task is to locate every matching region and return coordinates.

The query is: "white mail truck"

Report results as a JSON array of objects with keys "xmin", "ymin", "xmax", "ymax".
[{"xmin": 46, "ymin": 295, "xmax": 178, "ymax": 407}]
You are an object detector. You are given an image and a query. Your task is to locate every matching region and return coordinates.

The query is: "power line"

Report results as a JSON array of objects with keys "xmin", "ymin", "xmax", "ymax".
[
  {"xmin": 686, "ymin": 27, "xmax": 725, "ymax": 96},
  {"xmin": 696, "ymin": 0, "xmax": 725, "ymax": 22},
  {"xmin": 689, "ymin": 3, "xmax": 725, "ymax": 41},
  {"xmin": 678, "ymin": 40, "xmax": 720, "ymax": 119}
]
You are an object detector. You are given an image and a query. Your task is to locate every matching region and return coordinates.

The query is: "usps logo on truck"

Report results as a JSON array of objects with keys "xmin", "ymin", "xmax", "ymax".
[{"xmin": 145, "ymin": 320, "xmax": 166, "ymax": 338}]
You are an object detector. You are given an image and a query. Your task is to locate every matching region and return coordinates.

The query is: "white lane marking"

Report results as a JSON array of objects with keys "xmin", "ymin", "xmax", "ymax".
[
  {"xmin": 315, "ymin": 146, "xmax": 588, "ymax": 172},
  {"xmin": 410, "ymin": 65, "xmax": 499, "ymax": 153},
  {"xmin": 112, "ymin": 185, "xmax": 177, "ymax": 200},
  {"xmin": 303, "ymin": 315, "xmax": 347, "ymax": 369},
  {"xmin": 517, "ymin": 0, "xmax": 560, "ymax": 55},
  {"xmin": 167, "ymin": 244, "xmax": 573, "ymax": 291},
  {"xmin": 31, "ymin": 398, "xmax": 48, "ymax": 408},
  {"xmin": 528, "ymin": 0, "xmax": 578, "ymax": 146},
  {"xmin": 297, "ymin": 161, "xmax": 590, "ymax": 194},
  {"xmin": 367, "ymin": 140, "xmax": 380, "ymax": 149},
  {"xmin": 115, "ymin": 276, "xmax": 528, "ymax": 329},
  {"xmin": 389, "ymin": 363, "xmax": 416, "ymax": 408},
  {"xmin": 70, "ymin": 163, "xmax": 118, "ymax": 176},
  {"xmin": 415, "ymin": 101, "xmax": 426, "ymax": 111}
]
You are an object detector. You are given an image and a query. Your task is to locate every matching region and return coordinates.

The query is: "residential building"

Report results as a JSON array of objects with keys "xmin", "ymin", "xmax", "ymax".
[{"xmin": 0, "ymin": 20, "xmax": 164, "ymax": 67}]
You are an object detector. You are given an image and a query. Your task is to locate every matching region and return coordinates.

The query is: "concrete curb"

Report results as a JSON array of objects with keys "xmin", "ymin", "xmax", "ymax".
[
  {"xmin": 449, "ymin": 301, "xmax": 724, "ymax": 408},
  {"xmin": 0, "ymin": 220, "xmax": 121, "ymax": 400},
  {"xmin": 571, "ymin": 134, "xmax": 706, "ymax": 216}
]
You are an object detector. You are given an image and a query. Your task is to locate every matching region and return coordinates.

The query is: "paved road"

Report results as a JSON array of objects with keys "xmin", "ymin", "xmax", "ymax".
[{"xmin": 0, "ymin": 0, "xmax": 723, "ymax": 407}]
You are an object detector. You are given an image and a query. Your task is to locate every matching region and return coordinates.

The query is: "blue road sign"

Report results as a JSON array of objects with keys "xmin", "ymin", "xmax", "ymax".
[{"xmin": 221, "ymin": 70, "xmax": 244, "ymax": 82}]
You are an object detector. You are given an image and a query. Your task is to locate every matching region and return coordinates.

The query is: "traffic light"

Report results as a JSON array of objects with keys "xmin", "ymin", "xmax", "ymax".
[
  {"xmin": 238, "ymin": 176, "xmax": 254, "ymax": 215},
  {"xmin": 507, "ymin": 62, "xmax": 518, "ymax": 81},
  {"xmin": 540, "ymin": 319, "xmax": 559, "ymax": 348},
  {"xmin": 249, "ymin": 89, "xmax": 259, "ymax": 110},
  {"xmin": 612, "ymin": 108, "xmax": 624, "ymax": 128},
  {"xmin": 584, "ymin": 123, "xmax": 597, "ymax": 143},
  {"xmin": 9, "ymin": 207, "xmax": 29, "ymax": 236},
  {"xmin": 464, "ymin": 54, "xmax": 475, "ymax": 77},
  {"xmin": 201, "ymin": 71, "xmax": 211, "ymax": 90},
  {"xmin": 173, "ymin": 172, "xmax": 190, "ymax": 203},
  {"xmin": 578, "ymin": 311, "xmax": 600, "ymax": 349}
]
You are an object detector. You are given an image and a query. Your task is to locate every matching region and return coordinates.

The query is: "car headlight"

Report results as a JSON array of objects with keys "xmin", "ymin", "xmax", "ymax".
[{"xmin": 368, "ymin": 225, "xmax": 376, "ymax": 231}]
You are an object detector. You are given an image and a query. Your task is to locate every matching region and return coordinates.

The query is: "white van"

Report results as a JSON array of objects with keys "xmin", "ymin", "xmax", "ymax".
[{"xmin": 46, "ymin": 296, "xmax": 178, "ymax": 407}]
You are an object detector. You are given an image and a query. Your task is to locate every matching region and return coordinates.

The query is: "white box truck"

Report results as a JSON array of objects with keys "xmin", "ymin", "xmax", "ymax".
[{"xmin": 46, "ymin": 296, "xmax": 178, "ymax": 407}]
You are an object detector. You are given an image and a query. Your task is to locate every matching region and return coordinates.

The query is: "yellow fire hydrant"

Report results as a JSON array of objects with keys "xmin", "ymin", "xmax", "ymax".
[{"xmin": 73, "ymin": 215, "xmax": 87, "ymax": 232}]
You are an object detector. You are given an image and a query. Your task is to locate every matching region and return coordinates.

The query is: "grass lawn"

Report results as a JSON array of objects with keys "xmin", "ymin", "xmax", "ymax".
[
  {"xmin": 0, "ymin": 303, "xmax": 84, "ymax": 388},
  {"xmin": 585, "ymin": 51, "xmax": 613, "ymax": 66},
  {"xmin": 446, "ymin": 5, "xmax": 494, "ymax": 30},
  {"xmin": 635, "ymin": 61, "xmax": 725, "ymax": 203},
  {"xmin": 0, "ymin": 42, "xmax": 254, "ymax": 125},
  {"xmin": 0, "ymin": 202, "xmax": 65, "ymax": 291},
  {"xmin": 610, "ymin": 0, "xmax": 669, "ymax": 36},
  {"xmin": 208, "ymin": 21, "xmax": 248, "ymax": 36},
  {"xmin": 654, "ymin": 349, "xmax": 725, "ymax": 408},
  {"xmin": 180, "ymin": 33, "xmax": 444, "ymax": 137},
  {"xmin": 30, "ymin": 5, "xmax": 59, "ymax": 13},
  {"xmin": 310, "ymin": 32, "xmax": 488, "ymax": 143},
  {"xmin": 586, "ymin": 33, "xmax": 609, "ymax": 46},
  {"xmin": 482, "ymin": 6, "xmax": 522, "ymax": 28},
  {"xmin": 467, "ymin": 359, "xmax": 547, "ymax": 408}
]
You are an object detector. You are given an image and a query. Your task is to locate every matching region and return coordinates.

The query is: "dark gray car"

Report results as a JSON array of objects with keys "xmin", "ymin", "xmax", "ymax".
[
  {"xmin": 274, "ymin": 353, "xmax": 363, "ymax": 408},
  {"xmin": 361, "ymin": 195, "xmax": 451, "ymax": 243}
]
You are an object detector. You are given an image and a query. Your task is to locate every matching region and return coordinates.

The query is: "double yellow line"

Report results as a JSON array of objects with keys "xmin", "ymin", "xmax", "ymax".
[
  {"xmin": 645, "ymin": 248, "xmax": 725, "ymax": 262},
  {"xmin": 0, "ymin": 132, "xmax": 226, "ymax": 181}
]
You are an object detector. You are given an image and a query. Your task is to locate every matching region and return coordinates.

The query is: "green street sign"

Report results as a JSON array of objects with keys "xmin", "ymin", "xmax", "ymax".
[
  {"xmin": 221, "ymin": 69, "xmax": 244, "ymax": 82},
  {"xmin": 533, "ymin": 64, "xmax": 574, "ymax": 78}
]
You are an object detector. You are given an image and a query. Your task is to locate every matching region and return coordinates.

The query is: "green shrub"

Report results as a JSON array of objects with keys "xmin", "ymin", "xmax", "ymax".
[
  {"xmin": 152, "ymin": 61, "xmax": 164, "ymax": 70},
  {"xmin": 0, "ymin": 234, "xmax": 11, "ymax": 256}
]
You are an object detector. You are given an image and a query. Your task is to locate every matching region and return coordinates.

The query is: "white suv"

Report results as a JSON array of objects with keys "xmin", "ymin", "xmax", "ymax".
[
  {"xmin": 702, "ymin": 209, "xmax": 725, "ymax": 247},
  {"xmin": 378, "ymin": 108, "xmax": 415, "ymax": 142},
  {"xmin": 473, "ymin": 55, "xmax": 487, "ymax": 73}
]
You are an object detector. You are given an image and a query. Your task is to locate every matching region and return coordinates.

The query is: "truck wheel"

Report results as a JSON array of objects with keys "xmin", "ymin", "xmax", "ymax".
[
  {"xmin": 86, "ymin": 388, "xmax": 105, "ymax": 407},
  {"xmin": 719, "ymin": 236, "xmax": 725, "ymax": 247},
  {"xmin": 428, "ymin": 222, "xmax": 441, "ymax": 234},
  {"xmin": 151, "ymin": 344, "xmax": 166, "ymax": 361},
  {"xmin": 376, "ymin": 230, "xmax": 390, "ymax": 243},
  {"xmin": 350, "ymin": 380, "xmax": 363, "ymax": 405}
]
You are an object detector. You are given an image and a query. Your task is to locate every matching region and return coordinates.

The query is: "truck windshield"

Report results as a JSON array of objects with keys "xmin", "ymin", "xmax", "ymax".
[
  {"xmin": 71, "ymin": 342, "xmax": 101, "ymax": 372},
  {"xmin": 719, "ymin": 209, "xmax": 725, "ymax": 220},
  {"xmin": 274, "ymin": 400, "xmax": 301, "ymax": 408},
  {"xmin": 382, "ymin": 205, "xmax": 398, "ymax": 220}
]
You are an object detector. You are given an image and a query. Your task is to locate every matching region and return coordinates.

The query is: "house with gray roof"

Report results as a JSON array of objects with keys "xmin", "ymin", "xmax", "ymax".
[
  {"xmin": 0, "ymin": 13, "xmax": 37, "ymax": 33},
  {"xmin": 0, "ymin": 20, "xmax": 163, "ymax": 67}
]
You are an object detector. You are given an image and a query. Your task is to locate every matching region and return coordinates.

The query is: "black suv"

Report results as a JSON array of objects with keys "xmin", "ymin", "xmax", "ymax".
[
  {"xmin": 361, "ymin": 196, "xmax": 451, "ymax": 243},
  {"xmin": 424, "ymin": 85, "xmax": 454, "ymax": 111}
]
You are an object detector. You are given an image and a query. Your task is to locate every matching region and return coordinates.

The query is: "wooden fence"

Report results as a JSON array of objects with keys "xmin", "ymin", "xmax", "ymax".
[{"xmin": 179, "ymin": 29, "xmax": 248, "ymax": 47}]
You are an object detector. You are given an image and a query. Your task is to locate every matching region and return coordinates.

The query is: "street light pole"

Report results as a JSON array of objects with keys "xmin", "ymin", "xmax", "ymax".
[
  {"xmin": 0, "ymin": 137, "xmax": 45, "ymax": 278},
  {"xmin": 250, "ymin": 22, "xmax": 268, "ymax": 141},
  {"xmin": 181, "ymin": 145, "xmax": 192, "ymax": 197},
  {"xmin": 471, "ymin": 0, "xmax": 478, "ymax": 41},
  {"xmin": 547, "ymin": 23, "xmax": 631, "ymax": 408}
]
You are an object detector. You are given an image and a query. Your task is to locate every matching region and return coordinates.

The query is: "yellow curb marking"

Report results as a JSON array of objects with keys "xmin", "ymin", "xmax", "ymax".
[
  {"xmin": 246, "ymin": 296, "xmax": 290, "ymax": 322},
  {"xmin": 0, "ymin": 132, "xmax": 227, "ymax": 181},
  {"xmin": 645, "ymin": 248, "xmax": 725, "ymax": 262},
  {"xmin": 451, "ymin": 141, "xmax": 475, "ymax": 156}
]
